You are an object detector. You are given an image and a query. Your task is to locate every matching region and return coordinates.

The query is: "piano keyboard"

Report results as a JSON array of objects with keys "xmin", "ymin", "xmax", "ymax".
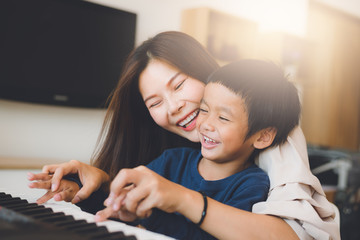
[
  {"xmin": 0, "ymin": 191, "xmax": 138, "ymax": 240},
  {"xmin": 0, "ymin": 169, "xmax": 174, "ymax": 240}
]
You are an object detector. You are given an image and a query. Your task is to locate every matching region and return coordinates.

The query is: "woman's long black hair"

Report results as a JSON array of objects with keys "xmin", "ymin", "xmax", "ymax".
[{"xmin": 91, "ymin": 31, "xmax": 219, "ymax": 179}]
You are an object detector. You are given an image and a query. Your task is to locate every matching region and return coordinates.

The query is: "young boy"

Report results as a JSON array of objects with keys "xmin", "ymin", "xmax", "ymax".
[{"xmin": 103, "ymin": 59, "xmax": 301, "ymax": 240}]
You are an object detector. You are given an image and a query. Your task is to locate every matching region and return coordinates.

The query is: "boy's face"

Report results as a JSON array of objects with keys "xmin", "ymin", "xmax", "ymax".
[{"xmin": 197, "ymin": 82, "xmax": 256, "ymax": 163}]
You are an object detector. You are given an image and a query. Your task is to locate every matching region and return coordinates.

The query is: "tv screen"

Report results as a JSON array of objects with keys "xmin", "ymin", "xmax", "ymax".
[{"xmin": 0, "ymin": 0, "xmax": 136, "ymax": 108}]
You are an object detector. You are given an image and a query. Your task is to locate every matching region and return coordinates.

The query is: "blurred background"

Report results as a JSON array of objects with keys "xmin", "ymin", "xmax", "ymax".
[{"xmin": 0, "ymin": 0, "xmax": 359, "ymax": 238}]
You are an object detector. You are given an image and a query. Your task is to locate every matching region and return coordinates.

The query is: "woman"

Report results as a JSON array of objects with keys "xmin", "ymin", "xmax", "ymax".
[{"xmin": 28, "ymin": 31, "xmax": 339, "ymax": 240}]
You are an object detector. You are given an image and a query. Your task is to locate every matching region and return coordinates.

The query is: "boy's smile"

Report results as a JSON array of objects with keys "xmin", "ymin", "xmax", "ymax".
[{"xmin": 200, "ymin": 134, "xmax": 220, "ymax": 149}]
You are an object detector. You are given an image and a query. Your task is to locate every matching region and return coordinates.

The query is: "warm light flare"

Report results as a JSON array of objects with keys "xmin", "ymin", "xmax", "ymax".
[
  {"xmin": 256, "ymin": 0, "xmax": 308, "ymax": 36},
  {"xmin": 212, "ymin": 0, "xmax": 309, "ymax": 37}
]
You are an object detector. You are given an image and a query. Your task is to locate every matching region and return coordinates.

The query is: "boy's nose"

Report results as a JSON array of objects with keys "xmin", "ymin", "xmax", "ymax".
[{"xmin": 200, "ymin": 116, "xmax": 215, "ymax": 132}]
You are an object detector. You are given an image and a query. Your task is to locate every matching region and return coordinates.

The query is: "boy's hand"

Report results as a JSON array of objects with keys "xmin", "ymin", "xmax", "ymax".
[
  {"xmin": 106, "ymin": 166, "xmax": 185, "ymax": 218},
  {"xmin": 28, "ymin": 160, "xmax": 110, "ymax": 204},
  {"xmin": 95, "ymin": 187, "xmax": 139, "ymax": 223},
  {"xmin": 28, "ymin": 176, "xmax": 80, "ymax": 204},
  {"xmin": 95, "ymin": 205, "xmax": 139, "ymax": 223}
]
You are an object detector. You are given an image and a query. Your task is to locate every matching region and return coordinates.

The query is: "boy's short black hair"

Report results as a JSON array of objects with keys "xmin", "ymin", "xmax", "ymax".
[{"xmin": 207, "ymin": 59, "xmax": 301, "ymax": 147}]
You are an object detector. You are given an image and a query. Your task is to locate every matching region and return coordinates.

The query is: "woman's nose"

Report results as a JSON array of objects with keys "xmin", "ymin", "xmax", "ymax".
[{"xmin": 168, "ymin": 98, "xmax": 185, "ymax": 115}]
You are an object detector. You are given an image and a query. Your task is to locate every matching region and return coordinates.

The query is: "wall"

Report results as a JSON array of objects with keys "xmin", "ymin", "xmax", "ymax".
[
  {"xmin": 0, "ymin": 0, "xmax": 216, "ymax": 166},
  {"xmin": 1, "ymin": 0, "xmax": 359, "ymax": 166},
  {"xmin": 0, "ymin": 100, "xmax": 105, "ymax": 165}
]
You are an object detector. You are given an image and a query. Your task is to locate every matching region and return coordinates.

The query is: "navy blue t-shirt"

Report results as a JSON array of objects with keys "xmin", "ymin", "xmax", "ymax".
[{"xmin": 140, "ymin": 147, "xmax": 270, "ymax": 240}]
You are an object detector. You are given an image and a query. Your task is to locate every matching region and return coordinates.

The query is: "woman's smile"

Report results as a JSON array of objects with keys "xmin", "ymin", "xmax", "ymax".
[{"xmin": 177, "ymin": 109, "xmax": 200, "ymax": 131}]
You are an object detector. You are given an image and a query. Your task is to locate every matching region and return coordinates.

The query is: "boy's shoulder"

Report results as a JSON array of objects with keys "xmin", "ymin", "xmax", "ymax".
[
  {"xmin": 162, "ymin": 147, "xmax": 200, "ymax": 156},
  {"xmin": 147, "ymin": 147, "xmax": 201, "ymax": 179},
  {"xmin": 148, "ymin": 147, "xmax": 201, "ymax": 169},
  {"xmin": 234, "ymin": 164, "xmax": 270, "ymax": 187},
  {"xmin": 242, "ymin": 164, "xmax": 268, "ymax": 178}
]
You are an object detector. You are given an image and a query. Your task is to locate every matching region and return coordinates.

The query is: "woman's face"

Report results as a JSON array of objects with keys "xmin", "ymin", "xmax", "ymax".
[{"xmin": 139, "ymin": 59, "xmax": 205, "ymax": 142}]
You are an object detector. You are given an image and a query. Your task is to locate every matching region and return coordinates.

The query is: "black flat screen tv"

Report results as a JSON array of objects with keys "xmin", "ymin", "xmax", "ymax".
[{"xmin": 0, "ymin": 0, "xmax": 136, "ymax": 108}]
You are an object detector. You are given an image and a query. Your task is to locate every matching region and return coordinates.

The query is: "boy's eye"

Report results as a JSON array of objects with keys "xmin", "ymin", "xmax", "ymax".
[
  {"xmin": 175, "ymin": 78, "xmax": 187, "ymax": 90},
  {"xmin": 219, "ymin": 116, "xmax": 230, "ymax": 121},
  {"xmin": 199, "ymin": 108, "xmax": 208, "ymax": 113}
]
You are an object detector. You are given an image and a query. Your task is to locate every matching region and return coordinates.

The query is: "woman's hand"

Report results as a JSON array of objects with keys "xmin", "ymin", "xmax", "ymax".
[
  {"xmin": 28, "ymin": 177, "xmax": 80, "ymax": 204},
  {"xmin": 105, "ymin": 166, "xmax": 187, "ymax": 218},
  {"xmin": 28, "ymin": 160, "xmax": 110, "ymax": 204}
]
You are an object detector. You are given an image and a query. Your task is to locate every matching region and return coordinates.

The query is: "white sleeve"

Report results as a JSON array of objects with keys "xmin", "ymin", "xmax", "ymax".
[{"xmin": 253, "ymin": 127, "xmax": 340, "ymax": 240}]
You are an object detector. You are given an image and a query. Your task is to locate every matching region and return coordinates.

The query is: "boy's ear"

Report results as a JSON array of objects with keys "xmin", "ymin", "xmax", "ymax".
[{"xmin": 253, "ymin": 127, "xmax": 277, "ymax": 149}]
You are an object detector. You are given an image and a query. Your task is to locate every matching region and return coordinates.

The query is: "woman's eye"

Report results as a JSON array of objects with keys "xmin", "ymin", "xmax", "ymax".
[
  {"xmin": 175, "ymin": 78, "xmax": 186, "ymax": 90},
  {"xmin": 149, "ymin": 101, "xmax": 162, "ymax": 108},
  {"xmin": 199, "ymin": 108, "xmax": 208, "ymax": 113}
]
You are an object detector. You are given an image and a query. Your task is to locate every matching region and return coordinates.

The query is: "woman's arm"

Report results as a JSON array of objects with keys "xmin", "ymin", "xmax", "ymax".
[
  {"xmin": 179, "ymin": 189, "xmax": 299, "ymax": 240},
  {"xmin": 106, "ymin": 166, "xmax": 299, "ymax": 240}
]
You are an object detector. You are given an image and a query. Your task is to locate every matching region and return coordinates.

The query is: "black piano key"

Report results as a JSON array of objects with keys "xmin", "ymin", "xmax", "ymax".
[
  {"xmin": 17, "ymin": 206, "xmax": 53, "ymax": 216},
  {"xmin": 87, "ymin": 231, "xmax": 122, "ymax": 240},
  {"xmin": 32, "ymin": 211, "xmax": 65, "ymax": 219},
  {"xmin": 15, "ymin": 210, "xmax": 62, "ymax": 220},
  {"xmin": 67, "ymin": 222, "xmax": 99, "ymax": 232},
  {"xmin": 123, "ymin": 236, "xmax": 138, "ymax": 240},
  {"xmin": 96, "ymin": 233, "xmax": 138, "ymax": 240},
  {"xmin": 0, "ymin": 194, "xmax": 19, "ymax": 199},
  {"xmin": 89, "ymin": 231, "xmax": 127, "ymax": 240},
  {"xmin": 0, "ymin": 193, "xmax": 12, "ymax": 200},
  {"xmin": 6, "ymin": 202, "xmax": 39, "ymax": 211},
  {"xmin": 41, "ymin": 211, "xmax": 66, "ymax": 217},
  {"xmin": 80, "ymin": 225, "xmax": 109, "ymax": 235},
  {"xmin": 0, "ymin": 199, "xmax": 29, "ymax": 207},
  {"xmin": 8, "ymin": 204, "xmax": 45, "ymax": 212},
  {"xmin": 0, "ymin": 197, "xmax": 23, "ymax": 204},
  {"xmin": 56, "ymin": 219, "xmax": 87, "ymax": 227},
  {"xmin": 42, "ymin": 214, "xmax": 74, "ymax": 223},
  {"xmin": 70, "ymin": 224, "xmax": 114, "ymax": 239}
]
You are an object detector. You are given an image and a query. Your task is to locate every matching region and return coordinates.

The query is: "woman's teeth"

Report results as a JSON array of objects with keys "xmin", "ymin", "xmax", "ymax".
[{"xmin": 178, "ymin": 110, "xmax": 199, "ymax": 128}]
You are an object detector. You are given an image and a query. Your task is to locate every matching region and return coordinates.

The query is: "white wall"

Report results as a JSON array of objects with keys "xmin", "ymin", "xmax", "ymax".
[
  {"xmin": 0, "ymin": 100, "xmax": 105, "ymax": 164},
  {"xmin": 1, "ymin": 0, "xmax": 359, "ymax": 166}
]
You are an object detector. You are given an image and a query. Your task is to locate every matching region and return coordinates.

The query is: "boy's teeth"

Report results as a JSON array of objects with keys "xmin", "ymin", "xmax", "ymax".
[{"xmin": 204, "ymin": 136, "xmax": 216, "ymax": 143}]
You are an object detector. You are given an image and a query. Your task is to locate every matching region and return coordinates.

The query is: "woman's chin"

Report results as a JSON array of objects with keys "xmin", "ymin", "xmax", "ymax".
[
  {"xmin": 167, "ymin": 126, "xmax": 200, "ymax": 142},
  {"xmin": 182, "ymin": 130, "xmax": 200, "ymax": 143}
]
